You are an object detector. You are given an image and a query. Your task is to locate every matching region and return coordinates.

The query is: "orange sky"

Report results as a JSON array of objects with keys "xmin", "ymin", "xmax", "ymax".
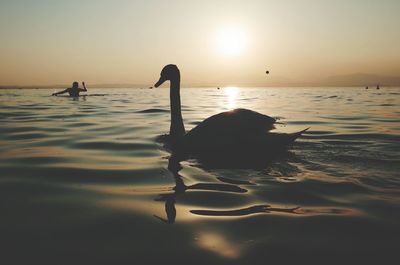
[{"xmin": 0, "ymin": 0, "xmax": 399, "ymax": 86}]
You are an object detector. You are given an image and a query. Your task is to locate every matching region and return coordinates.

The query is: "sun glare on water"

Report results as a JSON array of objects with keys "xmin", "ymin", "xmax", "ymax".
[
  {"xmin": 225, "ymin": 86, "xmax": 239, "ymax": 109},
  {"xmin": 216, "ymin": 28, "xmax": 248, "ymax": 56}
]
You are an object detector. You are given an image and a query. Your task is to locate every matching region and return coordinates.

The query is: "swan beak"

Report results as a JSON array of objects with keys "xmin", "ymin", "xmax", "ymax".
[{"xmin": 154, "ymin": 76, "xmax": 167, "ymax": 88}]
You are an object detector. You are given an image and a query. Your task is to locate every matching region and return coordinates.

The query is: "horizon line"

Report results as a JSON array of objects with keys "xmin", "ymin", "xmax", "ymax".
[
  {"xmin": 1, "ymin": 84, "xmax": 398, "ymax": 89},
  {"xmin": 2, "ymin": 72, "xmax": 400, "ymax": 88}
]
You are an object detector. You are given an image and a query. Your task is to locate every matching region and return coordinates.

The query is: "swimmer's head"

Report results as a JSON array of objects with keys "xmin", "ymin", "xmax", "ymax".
[{"xmin": 72, "ymin": 81, "xmax": 79, "ymax": 88}]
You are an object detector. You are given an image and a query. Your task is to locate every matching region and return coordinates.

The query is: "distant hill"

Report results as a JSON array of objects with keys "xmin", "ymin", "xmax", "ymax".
[
  {"xmin": 319, "ymin": 73, "xmax": 400, "ymax": 86},
  {"xmin": 1, "ymin": 74, "xmax": 400, "ymax": 88}
]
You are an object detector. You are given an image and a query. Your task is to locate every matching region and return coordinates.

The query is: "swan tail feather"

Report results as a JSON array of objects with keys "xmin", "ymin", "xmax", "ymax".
[{"xmin": 288, "ymin": 127, "xmax": 310, "ymax": 141}]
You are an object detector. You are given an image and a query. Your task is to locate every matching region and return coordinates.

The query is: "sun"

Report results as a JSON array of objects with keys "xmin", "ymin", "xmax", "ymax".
[{"xmin": 216, "ymin": 28, "xmax": 248, "ymax": 56}]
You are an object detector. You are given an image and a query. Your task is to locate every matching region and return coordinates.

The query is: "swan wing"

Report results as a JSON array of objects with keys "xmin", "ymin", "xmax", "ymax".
[
  {"xmin": 186, "ymin": 108, "xmax": 276, "ymax": 140},
  {"xmin": 177, "ymin": 108, "xmax": 307, "ymax": 154}
]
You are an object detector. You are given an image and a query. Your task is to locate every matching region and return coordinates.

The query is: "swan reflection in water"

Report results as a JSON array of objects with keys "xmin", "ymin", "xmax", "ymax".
[
  {"xmin": 154, "ymin": 156, "xmax": 301, "ymax": 224},
  {"xmin": 153, "ymin": 156, "xmax": 248, "ymax": 224},
  {"xmin": 154, "ymin": 156, "xmax": 356, "ymax": 223}
]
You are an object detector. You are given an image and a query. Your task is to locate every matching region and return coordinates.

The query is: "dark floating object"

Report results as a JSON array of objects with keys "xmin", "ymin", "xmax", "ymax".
[
  {"xmin": 377, "ymin": 85, "xmax": 380, "ymax": 90},
  {"xmin": 365, "ymin": 86, "xmax": 368, "ymax": 89},
  {"xmin": 266, "ymin": 70, "xmax": 270, "ymax": 74}
]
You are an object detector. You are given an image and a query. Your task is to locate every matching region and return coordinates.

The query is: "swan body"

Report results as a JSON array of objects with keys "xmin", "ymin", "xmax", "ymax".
[
  {"xmin": 154, "ymin": 64, "xmax": 308, "ymax": 157},
  {"xmin": 179, "ymin": 108, "xmax": 307, "ymax": 153}
]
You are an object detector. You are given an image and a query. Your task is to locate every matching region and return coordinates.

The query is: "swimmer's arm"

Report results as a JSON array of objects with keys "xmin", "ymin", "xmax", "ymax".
[
  {"xmin": 80, "ymin": 82, "xmax": 87, "ymax": 92},
  {"xmin": 52, "ymin": 89, "xmax": 68, "ymax": 96}
]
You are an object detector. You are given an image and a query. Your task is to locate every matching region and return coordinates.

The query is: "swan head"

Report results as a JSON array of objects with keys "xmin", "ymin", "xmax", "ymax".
[{"xmin": 154, "ymin": 64, "xmax": 180, "ymax": 87}]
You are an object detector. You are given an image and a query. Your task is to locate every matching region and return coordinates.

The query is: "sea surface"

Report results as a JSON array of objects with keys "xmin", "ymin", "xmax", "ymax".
[{"xmin": 0, "ymin": 87, "xmax": 399, "ymax": 264}]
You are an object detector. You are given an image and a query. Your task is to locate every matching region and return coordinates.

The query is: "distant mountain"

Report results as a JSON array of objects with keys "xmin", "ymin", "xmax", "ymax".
[
  {"xmin": 319, "ymin": 73, "xmax": 400, "ymax": 86},
  {"xmin": 2, "ymin": 74, "xmax": 400, "ymax": 88}
]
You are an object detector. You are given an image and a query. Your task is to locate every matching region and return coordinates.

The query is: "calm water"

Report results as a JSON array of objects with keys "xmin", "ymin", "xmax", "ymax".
[{"xmin": 1, "ymin": 87, "xmax": 399, "ymax": 264}]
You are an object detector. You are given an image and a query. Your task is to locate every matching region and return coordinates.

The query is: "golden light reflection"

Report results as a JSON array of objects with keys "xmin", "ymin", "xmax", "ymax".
[
  {"xmin": 196, "ymin": 231, "xmax": 243, "ymax": 259},
  {"xmin": 224, "ymin": 87, "xmax": 239, "ymax": 109}
]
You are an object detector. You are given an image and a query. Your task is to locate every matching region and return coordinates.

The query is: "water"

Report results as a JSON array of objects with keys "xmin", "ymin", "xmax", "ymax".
[{"xmin": 0, "ymin": 87, "xmax": 399, "ymax": 264}]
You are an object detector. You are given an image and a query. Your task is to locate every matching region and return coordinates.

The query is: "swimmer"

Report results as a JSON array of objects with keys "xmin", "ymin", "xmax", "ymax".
[{"xmin": 52, "ymin": 81, "xmax": 87, "ymax": 97}]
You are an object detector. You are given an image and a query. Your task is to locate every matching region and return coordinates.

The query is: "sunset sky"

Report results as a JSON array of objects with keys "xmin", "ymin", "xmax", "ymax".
[{"xmin": 0, "ymin": 0, "xmax": 399, "ymax": 86}]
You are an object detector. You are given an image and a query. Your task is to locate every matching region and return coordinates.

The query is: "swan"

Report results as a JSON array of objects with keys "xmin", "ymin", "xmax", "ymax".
[{"xmin": 154, "ymin": 64, "xmax": 308, "ymax": 158}]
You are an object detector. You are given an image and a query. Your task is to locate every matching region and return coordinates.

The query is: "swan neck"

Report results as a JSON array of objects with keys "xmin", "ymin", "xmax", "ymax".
[{"xmin": 170, "ymin": 79, "xmax": 185, "ymax": 139}]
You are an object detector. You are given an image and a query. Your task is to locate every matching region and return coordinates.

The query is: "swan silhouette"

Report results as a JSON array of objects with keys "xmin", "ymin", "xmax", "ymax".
[{"xmin": 154, "ymin": 64, "xmax": 308, "ymax": 159}]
